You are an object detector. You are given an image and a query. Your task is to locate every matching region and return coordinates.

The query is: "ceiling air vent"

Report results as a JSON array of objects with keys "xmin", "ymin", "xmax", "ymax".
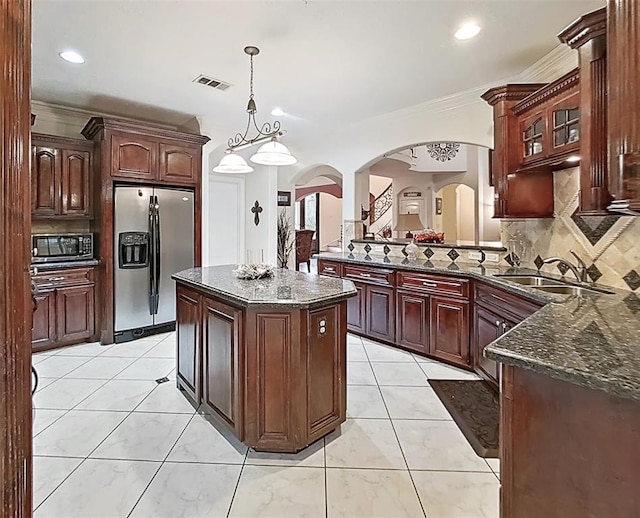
[{"xmin": 192, "ymin": 74, "xmax": 231, "ymax": 91}]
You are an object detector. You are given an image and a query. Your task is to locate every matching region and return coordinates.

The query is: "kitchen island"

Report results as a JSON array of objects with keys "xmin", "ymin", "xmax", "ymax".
[{"xmin": 172, "ymin": 265, "xmax": 356, "ymax": 453}]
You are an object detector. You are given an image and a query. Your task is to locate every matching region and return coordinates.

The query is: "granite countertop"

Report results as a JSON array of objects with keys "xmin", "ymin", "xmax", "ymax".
[
  {"xmin": 317, "ymin": 252, "xmax": 640, "ymax": 404},
  {"xmin": 31, "ymin": 259, "xmax": 100, "ymax": 270},
  {"xmin": 172, "ymin": 265, "xmax": 357, "ymax": 309}
]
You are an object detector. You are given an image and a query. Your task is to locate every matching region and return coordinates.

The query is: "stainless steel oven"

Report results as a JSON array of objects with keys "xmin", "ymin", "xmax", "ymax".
[{"xmin": 31, "ymin": 234, "xmax": 94, "ymax": 263}]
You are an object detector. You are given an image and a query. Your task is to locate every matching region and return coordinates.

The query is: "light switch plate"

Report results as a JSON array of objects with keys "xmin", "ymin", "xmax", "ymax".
[
  {"xmin": 468, "ymin": 251, "xmax": 483, "ymax": 261},
  {"xmin": 485, "ymin": 253, "xmax": 500, "ymax": 263}
]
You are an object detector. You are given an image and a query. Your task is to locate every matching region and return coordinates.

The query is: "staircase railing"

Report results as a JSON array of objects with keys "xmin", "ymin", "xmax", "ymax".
[{"xmin": 370, "ymin": 183, "xmax": 393, "ymax": 224}]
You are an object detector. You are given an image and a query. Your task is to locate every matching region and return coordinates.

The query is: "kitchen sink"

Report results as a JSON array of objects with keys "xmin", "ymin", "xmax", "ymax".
[
  {"xmin": 495, "ymin": 275, "xmax": 565, "ymax": 287},
  {"xmin": 533, "ymin": 284, "xmax": 614, "ymax": 296}
]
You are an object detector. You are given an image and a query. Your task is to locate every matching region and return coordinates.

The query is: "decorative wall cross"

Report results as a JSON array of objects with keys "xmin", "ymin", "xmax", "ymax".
[{"xmin": 251, "ymin": 200, "xmax": 263, "ymax": 226}]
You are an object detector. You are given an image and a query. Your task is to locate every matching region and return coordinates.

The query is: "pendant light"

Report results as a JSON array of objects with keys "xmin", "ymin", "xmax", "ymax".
[
  {"xmin": 213, "ymin": 46, "xmax": 297, "ymax": 173},
  {"xmin": 212, "ymin": 150, "xmax": 254, "ymax": 174}
]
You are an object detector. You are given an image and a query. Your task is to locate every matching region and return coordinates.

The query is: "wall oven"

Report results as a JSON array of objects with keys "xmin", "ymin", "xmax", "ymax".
[{"xmin": 31, "ymin": 234, "xmax": 94, "ymax": 263}]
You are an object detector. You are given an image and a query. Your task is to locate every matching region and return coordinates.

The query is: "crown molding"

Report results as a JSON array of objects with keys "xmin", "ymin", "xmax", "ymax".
[
  {"xmin": 512, "ymin": 68, "xmax": 580, "ymax": 114},
  {"xmin": 517, "ymin": 44, "xmax": 578, "ymax": 83},
  {"xmin": 558, "ymin": 7, "xmax": 606, "ymax": 49}
]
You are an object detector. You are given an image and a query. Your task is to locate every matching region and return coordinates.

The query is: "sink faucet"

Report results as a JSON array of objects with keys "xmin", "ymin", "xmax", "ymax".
[{"xmin": 542, "ymin": 250, "xmax": 589, "ymax": 283}]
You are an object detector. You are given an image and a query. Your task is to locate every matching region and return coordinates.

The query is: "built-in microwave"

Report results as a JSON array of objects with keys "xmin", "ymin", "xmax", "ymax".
[{"xmin": 31, "ymin": 234, "xmax": 94, "ymax": 263}]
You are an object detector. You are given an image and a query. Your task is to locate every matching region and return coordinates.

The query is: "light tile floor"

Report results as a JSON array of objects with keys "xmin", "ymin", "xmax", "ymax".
[{"xmin": 32, "ymin": 331, "xmax": 500, "ymax": 518}]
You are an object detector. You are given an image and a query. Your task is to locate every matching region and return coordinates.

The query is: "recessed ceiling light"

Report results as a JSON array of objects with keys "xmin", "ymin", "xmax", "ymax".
[
  {"xmin": 455, "ymin": 23, "xmax": 481, "ymax": 40},
  {"xmin": 271, "ymin": 107, "xmax": 284, "ymax": 117},
  {"xmin": 59, "ymin": 50, "xmax": 85, "ymax": 64}
]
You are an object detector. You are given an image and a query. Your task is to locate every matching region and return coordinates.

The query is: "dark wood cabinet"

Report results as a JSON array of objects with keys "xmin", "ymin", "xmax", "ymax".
[
  {"xmin": 346, "ymin": 282, "xmax": 366, "ymax": 333},
  {"xmin": 472, "ymin": 282, "xmax": 541, "ymax": 389},
  {"xmin": 396, "ymin": 290, "xmax": 430, "ymax": 354},
  {"xmin": 111, "ymin": 135, "xmax": 158, "ymax": 180},
  {"xmin": 558, "ymin": 8, "xmax": 610, "ymax": 215},
  {"xmin": 317, "ymin": 259, "xmax": 342, "ymax": 278},
  {"xmin": 55, "ymin": 285, "xmax": 95, "ymax": 344},
  {"xmin": 174, "ymin": 278, "xmax": 348, "ymax": 453},
  {"xmin": 473, "ymin": 305, "xmax": 504, "ymax": 387},
  {"xmin": 31, "ymin": 134, "xmax": 93, "ymax": 218},
  {"xmin": 60, "ymin": 149, "xmax": 90, "ymax": 216},
  {"xmin": 31, "ymin": 267, "xmax": 97, "ymax": 352},
  {"xmin": 429, "ymin": 296, "xmax": 470, "ymax": 367},
  {"xmin": 606, "ymin": 1, "xmax": 640, "ymax": 214},
  {"xmin": 366, "ymin": 284, "xmax": 395, "ymax": 343},
  {"xmin": 176, "ymin": 286, "xmax": 202, "ymax": 404},
  {"xmin": 202, "ymin": 296, "xmax": 242, "ymax": 436},
  {"xmin": 31, "ymin": 289, "xmax": 56, "ymax": 348},
  {"xmin": 159, "ymin": 143, "xmax": 200, "ymax": 184},
  {"xmin": 31, "ymin": 146, "xmax": 59, "ymax": 216},
  {"xmin": 481, "ymin": 84, "xmax": 554, "ymax": 218}
]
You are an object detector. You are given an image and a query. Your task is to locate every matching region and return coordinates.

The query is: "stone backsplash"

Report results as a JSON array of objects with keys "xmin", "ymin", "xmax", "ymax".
[{"xmin": 502, "ymin": 167, "xmax": 640, "ymax": 292}]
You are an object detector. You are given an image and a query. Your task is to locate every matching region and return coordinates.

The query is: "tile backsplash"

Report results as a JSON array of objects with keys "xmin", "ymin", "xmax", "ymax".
[{"xmin": 502, "ymin": 167, "xmax": 640, "ymax": 291}]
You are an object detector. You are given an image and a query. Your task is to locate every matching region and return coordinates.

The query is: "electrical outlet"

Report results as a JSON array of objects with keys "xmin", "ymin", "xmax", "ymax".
[
  {"xmin": 485, "ymin": 253, "xmax": 500, "ymax": 263},
  {"xmin": 468, "ymin": 251, "xmax": 483, "ymax": 261}
]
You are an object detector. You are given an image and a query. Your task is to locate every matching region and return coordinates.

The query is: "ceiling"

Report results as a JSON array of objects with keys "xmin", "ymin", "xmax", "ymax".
[{"xmin": 32, "ymin": 0, "xmax": 604, "ymax": 153}]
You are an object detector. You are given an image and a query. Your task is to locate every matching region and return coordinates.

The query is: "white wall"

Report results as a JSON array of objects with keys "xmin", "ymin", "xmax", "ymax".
[
  {"xmin": 370, "ymin": 175, "xmax": 390, "ymax": 198},
  {"xmin": 319, "ymin": 193, "xmax": 342, "ymax": 250},
  {"xmin": 456, "ymin": 185, "xmax": 476, "ymax": 242}
]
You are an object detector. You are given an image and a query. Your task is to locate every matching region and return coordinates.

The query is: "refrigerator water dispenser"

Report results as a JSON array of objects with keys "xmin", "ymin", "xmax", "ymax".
[{"xmin": 118, "ymin": 231, "xmax": 150, "ymax": 269}]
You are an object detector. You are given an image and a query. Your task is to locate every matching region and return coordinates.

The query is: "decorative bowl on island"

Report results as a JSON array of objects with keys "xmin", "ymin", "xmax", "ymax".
[{"xmin": 232, "ymin": 263, "xmax": 275, "ymax": 280}]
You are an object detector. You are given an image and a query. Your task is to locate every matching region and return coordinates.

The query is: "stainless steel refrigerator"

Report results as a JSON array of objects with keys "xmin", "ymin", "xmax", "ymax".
[{"xmin": 114, "ymin": 185, "xmax": 194, "ymax": 343}]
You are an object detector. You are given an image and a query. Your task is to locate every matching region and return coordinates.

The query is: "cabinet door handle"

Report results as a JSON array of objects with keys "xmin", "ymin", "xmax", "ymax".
[
  {"xmin": 502, "ymin": 322, "xmax": 508, "ymax": 330},
  {"xmin": 324, "ymin": 267, "xmax": 335, "ymax": 272},
  {"xmin": 423, "ymin": 282, "xmax": 438, "ymax": 287},
  {"xmin": 360, "ymin": 273, "xmax": 371, "ymax": 277},
  {"xmin": 48, "ymin": 276, "xmax": 65, "ymax": 281},
  {"xmin": 495, "ymin": 320, "xmax": 501, "ymax": 326}
]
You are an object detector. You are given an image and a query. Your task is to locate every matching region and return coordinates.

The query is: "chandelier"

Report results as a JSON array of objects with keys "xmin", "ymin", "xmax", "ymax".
[{"xmin": 213, "ymin": 46, "xmax": 297, "ymax": 174}]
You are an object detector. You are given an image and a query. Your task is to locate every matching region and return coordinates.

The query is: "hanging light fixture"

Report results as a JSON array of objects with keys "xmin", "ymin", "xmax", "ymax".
[{"xmin": 213, "ymin": 46, "xmax": 297, "ymax": 173}]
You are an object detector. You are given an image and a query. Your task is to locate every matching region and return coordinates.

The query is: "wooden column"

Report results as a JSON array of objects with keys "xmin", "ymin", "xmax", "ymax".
[
  {"xmin": 559, "ymin": 8, "xmax": 611, "ymax": 215},
  {"xmin": 608, "ymin": 0, "xmax": 640, "ymax": 213},
  {"xmin": 0, "ymin": 0, "xmax": 33, "ymax": 516}
]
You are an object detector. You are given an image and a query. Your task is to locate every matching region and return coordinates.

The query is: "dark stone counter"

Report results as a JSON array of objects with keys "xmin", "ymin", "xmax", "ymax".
[
  {"xmin": 172, "ymin": 265, "xmax": 356, "ymax": 310},
  {"xmin": 317, "ymin": 252, "xmax": 640, "ymax": 403},
  {"xmin": 351, "ymin": 238, "xmax": 507, "ymax": 252}
]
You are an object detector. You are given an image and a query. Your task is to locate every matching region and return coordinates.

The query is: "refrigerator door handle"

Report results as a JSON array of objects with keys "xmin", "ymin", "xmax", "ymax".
[
  {"xmin": 148, "ymin": 196, "xmax": 159, "ymax": 315},
  {"xmin": 154, "ymin": 195, "xmax": 161, "ymax": 308}
]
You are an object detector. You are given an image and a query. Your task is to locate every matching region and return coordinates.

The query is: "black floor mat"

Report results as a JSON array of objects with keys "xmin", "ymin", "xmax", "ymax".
[{"xmin": 428, "ymin": 379, "xmax": 499, "ymax": 458}]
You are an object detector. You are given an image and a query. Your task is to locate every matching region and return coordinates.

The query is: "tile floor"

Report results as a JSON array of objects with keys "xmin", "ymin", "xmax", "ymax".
[{"xmin": 32, "ymin": 331, "xmax": 500, "ymax": 517}]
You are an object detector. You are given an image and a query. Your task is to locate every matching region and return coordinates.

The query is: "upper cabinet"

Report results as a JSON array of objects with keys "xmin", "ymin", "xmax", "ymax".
[
  {"xmin": 606, "ymin": 2, "xmax": 640, "ymax": 215},
  {"xmin": 83, "ymin": 118, "xmax": 209, "ymax": 187},
  {"xmin": 558, "ymin": 7, "xmax": 611, "ymax": 216},
  {"xmin": 31, "ymin": 134, "xmax": 92, "ymax": 219},
  {"xmin": 483, "ymin": 7, "xmax": 611, "ymax": 219},
  {"xmin": 510, "ymin": 68, "xmax": 581, "ymax": 172}
]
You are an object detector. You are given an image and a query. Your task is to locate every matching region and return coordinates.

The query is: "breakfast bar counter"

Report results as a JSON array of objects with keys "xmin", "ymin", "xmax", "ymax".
[{"xmin": 172, "ymin": 265, "xmax": 356, "ymax": 453}]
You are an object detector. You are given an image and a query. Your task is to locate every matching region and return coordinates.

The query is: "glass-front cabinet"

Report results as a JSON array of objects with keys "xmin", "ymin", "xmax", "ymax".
[
  {"xmin": 523, "ymin": 117, "xmax": 544, "ymax": 158},
  {"xmin": 553, "ymin": 107, "xmax": 580, "ymax": 147}
]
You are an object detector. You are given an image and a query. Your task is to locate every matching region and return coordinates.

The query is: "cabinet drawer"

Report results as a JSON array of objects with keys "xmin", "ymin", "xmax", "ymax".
[
  {"xmin": 474, "ymin": 282, "xmax": 541, "ymax": 322},
  {"xmin": 343, "ymin": 265, "xmax": 395, "ymax": 286},
  {"xmin": 318, "ymin": 260, "xmax": 342, "ymax": 278},
  {"xmin": 397, "ymin": 271, "xmax": 469, "ymax": 299},
  {"xmin": 32, "ymin": 267, "xmax": 95, "ymax": 289}
]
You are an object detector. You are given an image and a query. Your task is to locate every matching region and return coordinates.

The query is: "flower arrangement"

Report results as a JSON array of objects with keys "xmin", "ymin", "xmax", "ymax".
[
  {"xmin": 232, "ymin": 263, "xmax": 275, "ymax": 280},
  {"xmin": 277, "ymin": 209, "xmax": 294, "ymax": 269}
]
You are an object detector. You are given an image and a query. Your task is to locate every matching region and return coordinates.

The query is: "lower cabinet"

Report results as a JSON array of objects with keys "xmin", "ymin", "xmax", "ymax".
[
  {"xmin": 31, "ymin": 267, "xmax": 96, "ymax": 352},
  {"xmin": 473, "ymin": 305, "xmax": 504, "ymax": 387},
  {"xmin": 202, "ymin": 296, "xmax": 242, "ymax": 437},
  {"xmin": 176, "ymin": 286, "xmax": 202, "ymax": 404},
  {"xmin": 346, "ymin": 282, "xmax": 366, "ymax": 333},
  {"xmin": 430, "ymin": 296, "xmax": 470, "ymax": 367},
  {"xmin": 32, "ymin": 289, "xmax": 56, "ymax": 349},
  {"xmin": 366, "ymin": 285, "xmax": 395, "ymax": 343},
  {"xmin": 395, "ymin": 290, "xmax": 430, "ymax": 355},
  {"xmin": 56, "ymin": 285, "xmax": 95, "ymax": 344},
  {"xmin": 472, "ymin": 282, "xmax": 542, "ymax": 389}
]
